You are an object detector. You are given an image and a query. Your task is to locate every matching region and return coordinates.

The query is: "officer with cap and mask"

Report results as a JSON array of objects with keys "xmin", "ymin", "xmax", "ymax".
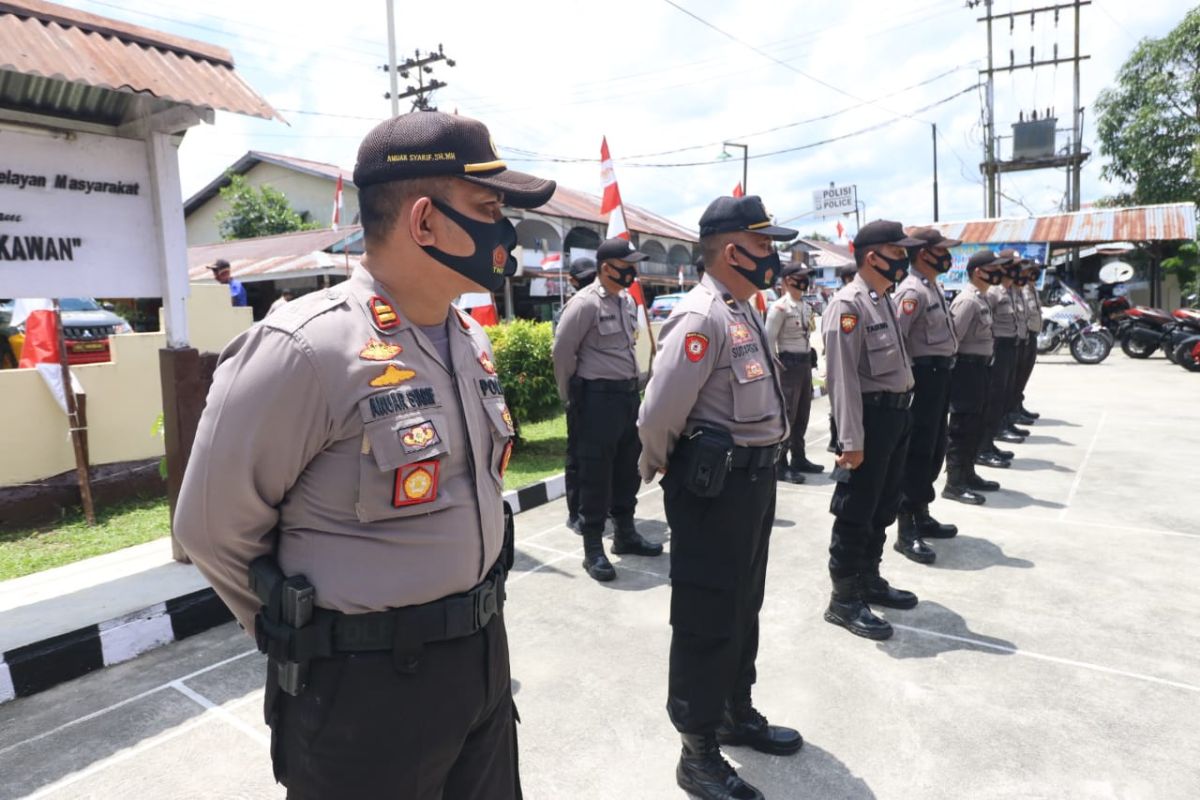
[
  {"xmin": 640, "ymin": 194, "xmax": 801, "ymax": 800},
  {"xmin": 766, "ymin": 261, "xmax": 823, "ymax": 482},
  {"xmin": 559, "ymin": 256, "xmax": 597, "ymax": 533},
  {"xmin": 979, "ymin": 252, "xmax": 1025, "ymax": 468},
  {"xmin": 944, "ymin": 250, "xmax": 1009, "ymax": 503},
  {"xmin": 1013, "ymin": 259, "xmax": 1043, "ymax": 422},
  {"xmin": 1001, "ymin": 250, "xmax": 1034, "ymax": 436},
  {"xmin": 891, "ymin": 228, "xmax": 963, "ymax": 564},
  {"xmin": 175, "ymin": 110, "xmax": 554, "ymax": 798},
  {"xmin": 827, "ymin": 265, "xmax": 858, "ymax": 453},
  {"xmin": 821, "ymin": 220, "xmax": 922, "ymax": 641},
  {"xmin": 553, "ymin": 238, "xmax": 663, "ymax": 581}
]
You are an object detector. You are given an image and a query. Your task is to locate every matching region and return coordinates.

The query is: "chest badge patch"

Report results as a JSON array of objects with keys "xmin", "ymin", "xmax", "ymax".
[
  {"xmin": 728, "ymin": 322, "xmax": 754, "ymax": 345},
  {"xmin": 501, "ymin": 404, "xmax": 515, "ymax": 435},
  {"xmin": 840, "ymin": 313, "xmax": 858, "ymax": 334},
  {"xmin": 684, "ymin": 332, "xmax": 709, "ymax": 362},
  {"xmin": 744, "ymin": 359, "xmax": 765, "ymax": 379},
  {"xmin": 370, "ymin": 364, "xmax": 417, "ymax": 387},
  {"xmin": 901, "ymin": 298, "xmax": 918, "ymax": 315},
  {"xmin": 478, "ymin": 351, "xmax": 497, "ymax": 375},
  {"xmin": 394, "ymin": 461, "xmax": 439, "ymax": 507},
  {"xmin": 360, "ymin": 339, "xmax": 402, "ymax": 361},
  {"xmin": 370, "ymin": 296, "xmax": 400, "ymax": 330},
  {"xmin": 399, "ymin": 420, "xmax": 441, "ymax": 454}
]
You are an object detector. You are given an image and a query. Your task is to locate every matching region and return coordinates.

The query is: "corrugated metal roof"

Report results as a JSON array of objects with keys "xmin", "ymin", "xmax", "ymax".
[
  {"xmin": 184, "ymin": 151, "xmax": 353, "ymax": 215},
  {"xmin": 928, "ymin": 203, "xmax": 1196, "ymax": 246},
  {"xmin": 536, "ymin": 185, "xmax": 698, "ymax": 243},
  {"xmin": 790, "ymin": 238, "xmax": 854, "ymax": 268},
  {"xmin": 188, "ymin": 226, "xmax": 363, "ymax": 283},
  {"xmin": 0, "ymin": 0, "xmax": 278, "ymax": 124}
]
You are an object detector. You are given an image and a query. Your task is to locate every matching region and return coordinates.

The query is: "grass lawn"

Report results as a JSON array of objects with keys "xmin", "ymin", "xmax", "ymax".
[
  {"xmin": 504, "ymin": 412, "xmax": 567, "ymax": 491},
  {"xmin": 0, "ymin": 497, "xmax": 170, "ymax": 581}
]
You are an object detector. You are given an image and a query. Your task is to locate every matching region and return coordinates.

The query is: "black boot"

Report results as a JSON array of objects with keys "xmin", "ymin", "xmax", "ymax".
[
  {"xmin": 967, "ymin": 472, "xmax": 1000, "ymax": 492},
  {"xmin": 775, "ymin": 461, "xmax": 805, "ymax": 484},
  {"xmin": 914, "ymin": 507, "xmax": 958, "ymax": 538},
  {"xmin": 895, "ymin": 512, "xmax": 937, "ymax": 564},
  {"xmin": 581, "ymin": 534, "xmax": 616, "ymax": 581},
  {"xmin": 565, "ymin": 515, "xmax": 581, "ymax": 534},
  {"xmin": 792, "ymin": 453, "xmax": 825, "ymax": 474},
  {"xmin": 1019, "ymin": 404, "xmax": 1040, "ymax": 420},
  {"xmin": 824, "ymin": 576, "xmax": 893, "ymax": 640},
  {"xmin": 997, "ymin": 429, "xmax": 1026, "ymax": 444},
  {"xmin": 716, "ymin": 698, "xmax": 803, "ymax": 755},
  {"xmin": 861, "ymin": 572, "xmax": 919, "ymax": 609},
  {"xmin": 610, "ymin": 518, "xmax": 663, "ymax": 556},
  {"xmin": 942, "ymin": 470, "xmax": 986, "ymax": 505},
  {"xmin": 677, "ymin": 733, "xmax": 764, "ymax": 800},
  {"xmin": 1004, "ymin": 422, "xmax": 1031, "ymax": 437},
  {"xmin": 1013, "ymin": 412, "xmax": 1037, "ymax": 426},
  {"xmin": 975, "ymin": 451, "xmax": 1010, "ymax": 469},
  {"xmin": 985, "ymin": 443, "xmax": 1015, "ymax": 460}
]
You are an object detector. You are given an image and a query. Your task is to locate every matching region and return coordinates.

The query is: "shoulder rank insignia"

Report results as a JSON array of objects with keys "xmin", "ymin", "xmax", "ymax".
[
  {"xmin": 399, "ymin": 420, "xmax": 441, "ymax": 454},
  {"xmin": 684, "ymin": 332, "xmax": 709, "ymax": 362},
  {"xmin": 840, "ymin": 313, "xmax": 859, "ymax": 334},
  {"xmin": 499, "ymin": 440, "xmax": 514, "ymax": 479},
  {"xmin": 360, "ymin": 338, "xmax": 402, "ymax": 361},
  {"xmin": 478, "ymin": 351, "xmax": 497, "ymax": 375},
  {"xmin": 722, "ymin": 293, "xmax": 737, "ymax": 308},
  {"xmin": 901, "ymin": 298, "xmax": 918, "ymax": 316},
  {"xmin": 728, "ymin": 321, "xmax": 753, "ymax": 345},
  {"xmin": 370, "ymin": 296, "xmax": 400, "ymax": 330},
  {"xmin": 744, "ymin": 359, "xmax": 765, "ymax": 379},
  {"xmin": 393, "ymin": 461, "xmax": 439, "ymax": 507},
  {"xmin": 370, "ymin": 364, "xmax": 417, "ymax": 387}
]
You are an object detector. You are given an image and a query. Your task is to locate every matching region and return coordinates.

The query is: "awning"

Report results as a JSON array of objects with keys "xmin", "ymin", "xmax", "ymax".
[
  {"xmin": 188, "ymin": 227, "xmax": 363, "ymax": 283},
  {"xmin": 928, "ymin": 203, "xmax": 1196, "ymax": 247}
]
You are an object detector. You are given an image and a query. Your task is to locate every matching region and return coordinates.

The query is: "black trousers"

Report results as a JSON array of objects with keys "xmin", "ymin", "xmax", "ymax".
[
  {"xmin": 1013, "ymin": 336, "xmax": 1037, "ymax": 409},
  {"xmin": 900, "ymin": 363, "xmax": 952, "ymax": 512},
  {"xmin": 779, "ymin": 354, "xmax": 813, "ymax": 465},
  {"xmin": 273, "ymin": 614, "xmax": 520, "ymax": 800},
  {"xmin": 664, "ymin": 464, "xmax": 775, "ymax": 734},
  {"xmin": 946, "ymin": 359, "xmax": 989, "ymax": 479},
  {"xmin": 576, "ymin": 385, "xmax": 641, "ymax": 535},
  {"xmin": 828, "ymin": 403, "xmax": 912, "ymax": 578},
  {"xmin": 982, "ymin": 337, "xmax": 1018, "ymax": 445},
  {"xmin": 1006, "ymin": 336, "xmax": 1030, "ymax": 416},
  {"xmin": 565, "ymin": 395, "xmax": 580, "ymax": 521}
]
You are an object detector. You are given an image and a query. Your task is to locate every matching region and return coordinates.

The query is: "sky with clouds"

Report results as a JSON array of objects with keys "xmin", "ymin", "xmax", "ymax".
[{"xmin": 64, "ymin": 0, "xmax": 1189, "ymax": 238}]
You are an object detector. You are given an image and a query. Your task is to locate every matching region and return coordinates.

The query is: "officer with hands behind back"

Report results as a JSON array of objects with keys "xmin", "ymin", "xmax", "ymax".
[
  {"xmin": 559, "ymin": 256, "xmax": 597, "ymax": 533},
  {"xmin": 639, "ymin": 194, "xmax": 802, "ymax": 800},
  {"xmin": 175, "ymin": 111, "xmax": 554, "ymax": 799},
  {"xmin": 821, "ymin": 220, "xmax": 922, "ymax": 642},
  {"xmin": 765, "ymin": 261, "xmax": 824, "ymax": 483}
]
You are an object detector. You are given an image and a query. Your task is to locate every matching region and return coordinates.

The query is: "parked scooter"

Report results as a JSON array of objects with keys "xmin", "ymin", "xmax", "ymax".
[
  {"xmin": 1118, "ymin": 306, "xmax": 1178, "ymax": 359},
  {"xmin": 1168, "ymin": 307, "xmax": 1200, "ymax": 370},
  {"xmin": 1175, "ymin": 334, "xmax": 1200, "ymax": 372},
  {"xmin": 1038, "ymin": 283, "xmax": 1113, "ymax": 364}
]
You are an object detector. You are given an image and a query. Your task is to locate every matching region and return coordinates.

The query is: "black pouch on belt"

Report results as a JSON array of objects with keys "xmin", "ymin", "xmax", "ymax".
[{"xmin": 673, "ymin": 426, "xmax": 734, "ymax": 498}]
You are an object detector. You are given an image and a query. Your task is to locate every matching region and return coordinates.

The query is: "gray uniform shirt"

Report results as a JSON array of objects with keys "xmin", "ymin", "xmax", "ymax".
[
  {"xmin": 765, "ymin": 293, "xmax": 812, "ymax": 353},
  {"xmin": 175, "ymin": 267, "xmax": 513, "ymax": 631},
  {"xmin": 552, "ymin": 281, "xmax": 638, "ymax": 400},
  {"xmin": 821, "ymin": 274, "xmax": 915, "ymax": 452},
  {"xmin": 1012, "ymin": 286, "xmax": 1029, "ymax": 341},
  {"xmin": 987, "ymin": 284, "xmax": 1019, "ymax": 338},
  {"xmin": 893, "ymin": 272, "xmax": 958, "ymax": 358},
  {"xmin": 950, "ymin": 283, "xmax": 994, "ymax": 356},
  {"xmin": 638, "ymin": 274, "xmax": 787, "ymax": 481},
  {"xmin": 1024, "ymin": 283, "xmax": 1042, "ymax": 332}
]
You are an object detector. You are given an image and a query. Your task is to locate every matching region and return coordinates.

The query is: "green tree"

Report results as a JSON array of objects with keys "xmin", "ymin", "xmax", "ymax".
[
  {"xmin": 1094, "ymin": 9, "xmax": 1200, "ymax": 206},
  {"xmin": 1162, "ymin": 240, "xmax": 1199, "ymax": 300},
  {"xmin": 215, "ymin": 173, "xmax": 319, "ymax": 240}
]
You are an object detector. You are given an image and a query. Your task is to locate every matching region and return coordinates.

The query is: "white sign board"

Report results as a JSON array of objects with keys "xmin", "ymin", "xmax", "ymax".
[
  {"xmin": 812, "ymin": 184, "xmax": 856, "ymax": 218},
  {"xmin": 0, "ymin": 127, "xmax": 159, "ymax": 298}
]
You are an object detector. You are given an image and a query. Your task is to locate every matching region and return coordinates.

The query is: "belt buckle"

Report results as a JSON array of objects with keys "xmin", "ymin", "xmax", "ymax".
[{"xmin": 473, "ymin": 580, "xmax": 499, "ymax": 630}]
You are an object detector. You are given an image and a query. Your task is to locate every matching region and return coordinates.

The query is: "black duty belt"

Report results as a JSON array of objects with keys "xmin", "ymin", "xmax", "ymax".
[
  {"xmin": 778, "ymin": 350, "xmax": 810, "ymax": 365},
  {"xmin": 581, "ymin": 377, "xmax": 638, "ymax": 392},
  {"xmin": 993, "ymin": 336, "xmax": 1017, "ymax": 348},
  {"xmin": 316, "ymin": 564, "xmax": 506, "ymax": 654},
  {"xmin": 730, "ymin": 443, "xmax": 781, "ymax": 470},
  {"xmin": 862, "ymin": 391, "xmax": 914, "ymax": 410},
  {"xmin": 911, "ymin": 355, "xmax": 956, "ymax": 369},
  {"xmin": 956, "ymin": 354, "xmax": 991, "ymax": 365}
]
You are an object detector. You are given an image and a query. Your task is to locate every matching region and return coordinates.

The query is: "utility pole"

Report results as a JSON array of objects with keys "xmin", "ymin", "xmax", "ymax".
[
  {"xmin": 932, "ymin": 122, "xmax": 940, "ymax": 222},
  {"xmin": 380, "ymin": 36, "xmax": 455, "ymax": 112},
  {"xmin": 385, "ymin": 0, "xmax": 399, "ymax": 117}
]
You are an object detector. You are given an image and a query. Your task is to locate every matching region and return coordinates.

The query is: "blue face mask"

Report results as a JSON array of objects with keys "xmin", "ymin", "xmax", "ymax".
[
  {"xmin": 732, "ymin": 245, "xmax": 780, "ymax": 290},
  {"xmin": 422, "ymin": 199, "xmax": 518, "ymax": 292}
]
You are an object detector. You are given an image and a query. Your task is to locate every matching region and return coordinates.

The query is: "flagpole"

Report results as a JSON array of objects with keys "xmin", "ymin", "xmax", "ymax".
[{"xmin": 52, "ymin": 299, "xmax": 96, "ymax": 525}]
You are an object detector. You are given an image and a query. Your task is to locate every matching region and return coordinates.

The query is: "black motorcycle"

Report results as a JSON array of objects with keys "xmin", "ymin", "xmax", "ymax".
[{"xmin": 1118, "ymin": 306, "xmax": 1177, "ymax": 359}]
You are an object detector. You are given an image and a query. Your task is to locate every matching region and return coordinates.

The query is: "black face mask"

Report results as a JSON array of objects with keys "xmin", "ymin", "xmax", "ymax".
[
  {"xmin": 606, "ymin": 263, "xmax": 637, "ymax": 289},
  {"xmin": 871, "ymin": 252, "xmax": 909, "ymax": 284},
  {"xmin": 788, "ymin": 277, "xmax": 809, "ymax": 293},
  {"xmin": 932, "ymin": 252, "xmax": 953, "ymax": 273},
  {"xmin": 422, "ymin": 199, "xmax": 517, "ymax": 292},
  {"xmin": 732, "ymin": 245, "xmax": 780, "ymax": 290},
  {"xmin": 985, "ymin": 269, "xmax": 1004, "ymax": 286}
]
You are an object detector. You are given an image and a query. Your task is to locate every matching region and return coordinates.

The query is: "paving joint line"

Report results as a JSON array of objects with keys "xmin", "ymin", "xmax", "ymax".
[
  {"xmin": 170, "ymin": 681, "xmax": 270, "ymax": 747},
  {"xmin": 1059, "ymin": 409, "xmax": 1107, "ymax": 519}
]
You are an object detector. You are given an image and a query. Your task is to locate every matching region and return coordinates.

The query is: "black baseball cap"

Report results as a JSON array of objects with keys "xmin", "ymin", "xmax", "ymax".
[
  {"xmin": 853, "ymin": 219, "xmax": 924, "ymax": 250},
  {"xmin": 569, "ymin": 257, "xmax": 597, "ymax": 280},
  {"xmin": 698, "ymin": 195, "xmax": 797, "ymax": 241},
  {"xmin": 966, "ymin": 250, "xmax": 1009, "ymax": 271},
  {"xmin": 595, "ymin": 238, "xmax": 648, "ymax": 264},
  {"xmin": 209, "ymin": 259, "xmax": 230, "ymax": 271},
  {"xmin": 353, "ymin": 111, "xmax": 556, "ymax": 209},
  {"xmin": 780, "ymin": 262, "xmax": 812, "ymax": 278},
  {"xmin": 907, "ymin": 226, "xmax": 962, "ymax": 249}
]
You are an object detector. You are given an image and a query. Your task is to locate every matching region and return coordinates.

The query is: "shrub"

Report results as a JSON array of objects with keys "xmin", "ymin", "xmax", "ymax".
[{"xmin": 486, "ymin": 319, "xmax": 561, "ymax": 428}]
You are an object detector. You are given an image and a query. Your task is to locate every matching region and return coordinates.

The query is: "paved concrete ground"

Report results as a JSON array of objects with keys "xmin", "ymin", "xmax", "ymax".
[{"xmin": 2, "ymin": 352, "xmax": 1198, "ymax": 799}]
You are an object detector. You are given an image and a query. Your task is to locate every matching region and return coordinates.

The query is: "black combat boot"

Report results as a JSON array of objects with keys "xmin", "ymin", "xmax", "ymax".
[
  {"xmin": 861, "ymin": 571, "xmax": 919, "ymax": 609},
  {"xmin": 610, "ymin": 518, "xmax": 663, "ymax": 556},
  {"xmin": 581, "ymin": 533, "xmax": 616, "ymax": 582},
  {"xmin": 565, "ymin": 515, "xmax": 581, "ymax": 534},
  {"xmin": 792, "ymin": 452, "xmax": 825, "ymax": 474},
  {"xmin": 1004, "ymin": 421, "xmax": 1031, "ymax": 437},
  {"xmin": 1019, "ymin": 404, "xmax": 1040, "ymax": 420},
  {"xmin": 895, "ymin": 512, "xmax": 937, "ymax": 564},
  {"xmin": 677, "ymin": 733, "xmax": 764, "ymax": 800},
  {"xmin": 824, "ymin": 575, "xmax": 893, "ymax": 640},
  {"xmin": 1013, "ymin": 411, "xmax": 1037, "ymax": 426},
  {"xmin": 997, "ymin": 429, "xmax": 1025, "ymax": 444},
  {"xmin": 985, "ymin": 443, "xmax": 1015, "ymax": 460},
  {"xmin": 942, "ymin": 469, "xmax": 986, "ymax": 505},
  {"xmin": 914, "ymin": 506, "xmax": 958, "ymax": 538},
  {"xmin": 716, "ymin": 696, "xmax": 803, "ymax": 755},
  {"xmin": 975, "ymin": 451, "xmax": 1010, "ymax": 469},
  {"xmin": 966, "ymin": 472, "xmax": 1000, "ymax": 492},
  {"xmin": 775, "ymin": 459, "xmax": 805, "ymax": 484}
]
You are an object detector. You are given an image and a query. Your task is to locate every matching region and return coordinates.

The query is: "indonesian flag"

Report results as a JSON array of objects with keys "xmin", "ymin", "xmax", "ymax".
[
  {"xmin": 836, "ymin": 220, "xmax": 845, "ymax": 239},
  {"xmin": 627, "ymin": 278, "xmax": 654, "ymax": 352},
  {"xmin": 732, "ymin": 182, "xmax": 745, "ymax": 198},
  {"xmin": 600, "ymin": 137, "xmax": 631, "ymax": 241},
  {"xmin": 332, "ymin": 174, "xmax": 344, "ymax": 231},
  {"xmin": 13, "ymin": 298, "xmax": 58, "ymax": 369},
  {"xmin": 540, "ymin": 252, "xmax": 563, "ymax": 271},
  {"xmin": 455, "ymin": 292, "xmax": 499, "ymax": 327}
]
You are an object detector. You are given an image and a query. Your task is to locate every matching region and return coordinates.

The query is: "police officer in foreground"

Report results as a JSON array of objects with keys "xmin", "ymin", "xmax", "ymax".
[
  {"xmin": 1004, "ymin": 250, "xmax": 1033, "ymax": 435},
  {"xmin": 944, "ymin": 251, "xmax": 1009, "ymax": 503},
  {"xmin": 822, "ymin": 220, "xmax": 921, "ymax": 641},
  {"xmin": 640, "ymin": 195, "xmax": 801, "ymax": 800},
  {"xmin": 553, "ymin": 238, "xmax": 662, "ymax": 582},
  {"xmin": 560, "ymin": 257, "xmax": 597, "ymax": 533},
  {"xmin": 766, "ymin": 261, "xmax": 824, "ymax": 483},
  {"xmin": 1013, "ymin": 259, "xmax": 1043, "ymax": 422},
  {"xmin": 892, "ymin": 228, "xmax": 963, "ymax": 564},
  {"xmin": 175, "ymin": 111, "xmax": 553, "ymax": 798}
]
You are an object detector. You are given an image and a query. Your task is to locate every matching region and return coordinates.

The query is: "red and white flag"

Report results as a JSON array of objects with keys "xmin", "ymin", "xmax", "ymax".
[
  {"xmin": 12, "ymin": 298, "xmax": 58, "ymax": 369},
  {"xmin": 732, "ymin": 182, "xmax": 745, "ymax": 198},
  {"xmin": 600, "ymin": 137, "xmax": 630, "ymax": 241},
  {"xmin": 836, "ymin": 220, "xmax": 845, "ymax": 239},
  {"xmin": 332, "ymin": 174, "xmax": 344, "ymax": 231},
  {"xmin": 540, "ymin": 252, "xmax": 563, "ymax": 271},
  {"xmin": 455, "ymin": 292, "xmax": 499, "ymax": 327}
]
